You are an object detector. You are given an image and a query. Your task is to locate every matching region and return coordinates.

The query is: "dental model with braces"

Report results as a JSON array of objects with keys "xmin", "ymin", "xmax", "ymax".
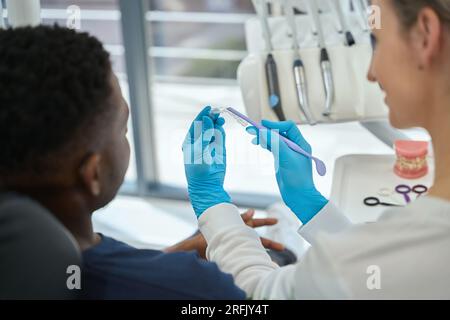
[{"xmin": 394, "ymin": 140, "xmax": 429, "ymax": 179}]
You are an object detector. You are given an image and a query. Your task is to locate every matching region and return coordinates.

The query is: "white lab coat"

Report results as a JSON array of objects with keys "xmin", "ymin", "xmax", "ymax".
[{"xmin": 199, "ymin": 196, "xmax": 450, "ymax": 299}]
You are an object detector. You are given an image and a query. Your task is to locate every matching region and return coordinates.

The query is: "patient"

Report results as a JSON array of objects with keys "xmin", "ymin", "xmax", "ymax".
[{"xmin": 0, "ymin": 25, "xmax": 283, "ymax": 299}]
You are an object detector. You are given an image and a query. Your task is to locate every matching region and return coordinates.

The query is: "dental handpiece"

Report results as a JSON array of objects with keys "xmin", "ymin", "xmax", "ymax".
[
  {"xmin": 353, "ymin": 0, "xmax": 369, "ymax": 32},
  {"xmin": 256, "ymin": 0, "xmax": 286, "ymax": 121},
  {"xmin": 330, "ymin": 0, "xmax": 355, "ymax": 46},
  {"xmin": 284, "ymin": 0, "xmax": 316, "ymax": 125},
  {"xmin": 222, "ymin": 107, "xmax": 327, "ymax": 176},
  {"xmin": 320, "ymin": 48, "xmax": 334, "ymax": 117},
  {"xmin": 0, "ymin": 2, "xmax": 4, "ymax": 29},
  {"xmin": 306, "ymin": 0, "xmax": 335, "ymax": 117},
  {"xmin": 293, "ymin": 60, "xmax": 316, "ymax": 125},
  {"xmin": 265, "ymin": 53, "xmax": 286, "ymax": 121}
]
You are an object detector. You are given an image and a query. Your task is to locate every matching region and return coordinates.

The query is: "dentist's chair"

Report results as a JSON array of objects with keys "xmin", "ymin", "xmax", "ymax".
[{"xmin": 0, "ymin": 193, "xmax": 81, "ymax": 299}]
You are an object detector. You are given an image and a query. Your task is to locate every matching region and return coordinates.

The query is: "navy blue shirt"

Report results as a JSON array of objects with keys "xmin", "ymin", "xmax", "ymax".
[{"xmin": 81, "ymin": 235, "xmax": 246, "ymax": 300}]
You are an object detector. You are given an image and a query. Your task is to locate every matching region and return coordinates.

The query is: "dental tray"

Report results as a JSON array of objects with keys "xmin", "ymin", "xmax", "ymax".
[{"xmin": 330, "ymin": 154, "xmax": 435, "ymax": 224}]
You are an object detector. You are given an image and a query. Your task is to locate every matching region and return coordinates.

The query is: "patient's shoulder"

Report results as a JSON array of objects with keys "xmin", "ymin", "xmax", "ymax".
[{"xmin": 81, "ymin": 236, "xmax": 245, "ymax": 299}]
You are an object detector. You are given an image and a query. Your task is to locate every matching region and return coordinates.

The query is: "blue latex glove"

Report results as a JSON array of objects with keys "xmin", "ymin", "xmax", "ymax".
[
  {"xmin": 246, "ymin": 120, "xmax": 328, "ymax": 224},
  {"xmin": 182, "ymin": 106, "xmax": 231, "ymax": 218}
]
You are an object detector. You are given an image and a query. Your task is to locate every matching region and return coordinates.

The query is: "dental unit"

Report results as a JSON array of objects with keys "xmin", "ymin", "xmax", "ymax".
[
  {"xmin": 306, "ymin": 0, "xmax": 335, "ymax": 117},
  {"xmin": 353, "ymin": 0, "xmax": 370, "ymax": 32},
  {"xmin": 253, "ymin": 0, "xmax": 286, "ymax": 121},
  {"xmin": 330, "ymin": 0, "xmax": 356, "ymax": 46},
  {"xmin": 283, "ymin": 0, "xmax": 316, "ymax": 125}
]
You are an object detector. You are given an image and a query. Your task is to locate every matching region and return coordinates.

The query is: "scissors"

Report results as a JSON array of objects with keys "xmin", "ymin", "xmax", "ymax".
[
  {"xmin": 363, "ymin": 197, "xmax": 403, "ymax": 207},
  {"xmin": 364, "ymin": 184, "xmax": 429, "ymax": 207},
  {"xmin": 364, "ymin": 188, "xmax": 403, "ymax": 207},
  {"xmin": 395, "ymin": 184, "xmax": 428, "ymax": 204}
]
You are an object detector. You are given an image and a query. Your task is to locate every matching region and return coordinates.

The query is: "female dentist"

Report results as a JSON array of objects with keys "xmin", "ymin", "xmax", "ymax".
[{"xmin": 182, "ymin": 0, "xmax": 450, "ymax": 299}]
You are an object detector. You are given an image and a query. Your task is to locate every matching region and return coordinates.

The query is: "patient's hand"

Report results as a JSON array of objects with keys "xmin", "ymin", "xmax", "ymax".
[{"xmin": 165, "ymin": 209, "xmax": 284, "ymax": 259}]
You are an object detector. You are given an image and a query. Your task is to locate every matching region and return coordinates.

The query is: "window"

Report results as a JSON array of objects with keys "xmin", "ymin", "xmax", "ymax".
[
  {"xmin": 146, "ymin": 1, "xmax": 285, "ymax": 201},
  {"xmin": 148, "ymin": 0, "xmax": 253, "ymax": 81}
]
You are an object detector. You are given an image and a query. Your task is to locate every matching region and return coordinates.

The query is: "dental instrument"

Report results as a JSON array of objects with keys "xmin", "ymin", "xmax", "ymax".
[
  {"xmin": 330, "ymin": 0, "xmax": 355, "ymax": 46},
  {"xmin": 283, "ymin": 0, "xmax": 316, "ymax": 125},
  {"xmin": 363, "ymin": 197, "xmax": 403, "ymax": 207},
  {"xmin": 353, "ymin": 0, "xmax": 370, "ymax": 32},
  {"xmin": 212, "ymin": 107, "xmax": 327, "ymax": 176},
  {"xmin": 395, "ymin": 184, "xmax": 428, "ymax": 204},
  {"xmin": 378, "ymin": 187, "xmax": 404, "ymax": 206},
  {"xmin": 253, "ymin": 0, "xmax": 286, "ymax": 121},
  {"xmin": 364, "ymin": 184, "xmax": 428, "ymax": 207},
  {"xmin": 306, "ymin": 0, "xmax": 335, "ymax": 117},
  {"xmin": 0, "ymin": 0, "xmax": 4, "ymax": 29},
  {"xmin": 364, "ymin": 187, "xmax": 404, "ymax": 208}
]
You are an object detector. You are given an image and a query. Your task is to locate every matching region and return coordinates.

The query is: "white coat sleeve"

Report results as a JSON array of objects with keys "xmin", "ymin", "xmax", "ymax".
[
  {"xmin": 297, "ymin": 201, "xmax": 352, "ymax": 245},
  {"xmin": 199, "ymin": 202, "xmax": 353, "ymax": 299}
]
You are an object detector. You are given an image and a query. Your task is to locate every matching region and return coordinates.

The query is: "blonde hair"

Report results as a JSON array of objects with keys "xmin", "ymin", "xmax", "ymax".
[{"xmin": 392, "ymin": 0, "xmax": 450, "ymax": 29}]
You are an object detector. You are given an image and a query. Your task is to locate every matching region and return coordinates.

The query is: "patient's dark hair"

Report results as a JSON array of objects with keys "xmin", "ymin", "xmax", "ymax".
[{"xmin": 0, "ymin": 25, "xmax": 112, "ymax": 177}]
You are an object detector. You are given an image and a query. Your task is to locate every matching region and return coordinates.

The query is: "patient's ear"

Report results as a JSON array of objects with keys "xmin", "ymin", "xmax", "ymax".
[{"xmin": 79, "ymin": 153, "xmax": 102, "ymax": 197}]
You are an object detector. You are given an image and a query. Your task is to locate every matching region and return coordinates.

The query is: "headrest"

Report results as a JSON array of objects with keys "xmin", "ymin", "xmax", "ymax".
[{"xmin": 0, "ymin": 193, "xmax": 81, "ymax": 299}]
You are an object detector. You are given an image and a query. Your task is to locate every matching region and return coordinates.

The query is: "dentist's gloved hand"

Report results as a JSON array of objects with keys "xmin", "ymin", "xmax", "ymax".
[
  {"xmin": 247, "ymin": 120, "xmax": 328, "ymax": 224},
  {"xmin": 182, "ymin": 106, "xmax": 231, "ymax": 218}
]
